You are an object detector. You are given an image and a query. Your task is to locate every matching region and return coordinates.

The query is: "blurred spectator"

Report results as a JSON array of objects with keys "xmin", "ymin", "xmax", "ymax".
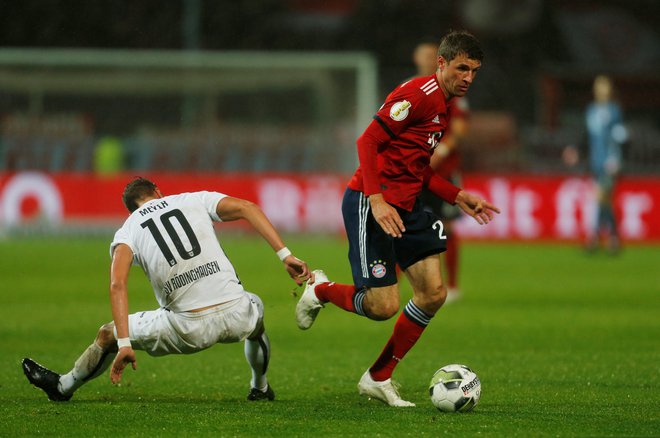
[
  {"xmin": 412, "ymin": 39, "xmax": 439, "ymax": 77},
  {"xmin": 94, "ymin": 136, "xmax": 124, "ymax": 176}
]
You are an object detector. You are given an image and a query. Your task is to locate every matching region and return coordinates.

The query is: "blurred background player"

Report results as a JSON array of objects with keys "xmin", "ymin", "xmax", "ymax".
[
  {"xmin": 295, "ymin": 30, "xmax": 499, "ymax": 407},
  {"xmin": 564, "ymin": 75, "xmax": 627, "ymax": 253},
  {"xmin": 22, "ymin": 177, "xmax": 312, "ymax": 402},
  {"xmin": 415, "ymin": 39, "xmax": 470, "ymax": 302}
]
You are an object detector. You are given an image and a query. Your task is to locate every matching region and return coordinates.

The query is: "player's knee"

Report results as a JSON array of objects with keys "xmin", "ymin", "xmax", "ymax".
[
  {"xmin": 367, "ymin": 299, "xmax": 400, "ymax": 320},
  {"xmin": 96, "ymin": 323, "xmax": 116, "ymax": 348},
  {"xmin": 419, "ymin": 284, "xmax": 447, "ymax": 314}
]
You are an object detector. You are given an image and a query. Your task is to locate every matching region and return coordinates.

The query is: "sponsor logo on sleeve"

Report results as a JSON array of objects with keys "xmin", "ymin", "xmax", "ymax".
[{"xmin": 389, "ymin": 100, "xmax": 411, "ymax": 121}]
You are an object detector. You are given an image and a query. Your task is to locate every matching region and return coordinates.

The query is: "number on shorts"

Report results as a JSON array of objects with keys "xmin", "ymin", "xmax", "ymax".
[
  {"xmin": 432, "ymin": 220, "xmax": 448, "ymax": 240},
  {"xmin": 141, "ymin": 209, "xmax": 201, "ymax": 266}
]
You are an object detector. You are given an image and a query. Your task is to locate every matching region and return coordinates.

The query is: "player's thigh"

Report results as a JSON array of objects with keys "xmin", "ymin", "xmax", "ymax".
[
  {"xmin": 245, "ymin": 292, "xmax": 265, "ymax": 339},
  {"xmin": 113, "ymin": 308, "xmax": 181, "ymax": 356},
  {"xmin": 189, "ymin": 294, "xmax": 261, "ymax": 346},
  {"xmin": 342, "ymin": 188, "xmax": 398, "ymax": 289},
  {"xmin": 404, "ymin": 254, "xmax": 446, "ymax": 314}
]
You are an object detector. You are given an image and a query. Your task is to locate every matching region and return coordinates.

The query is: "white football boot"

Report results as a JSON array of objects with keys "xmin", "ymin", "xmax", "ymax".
[
  {"xmin": 357, "ymin": 370, "xmax": 415, "ymax": 407},
  {"xmin": 295, "ymin": 269, "xmax": 328, "ymax": 330}
]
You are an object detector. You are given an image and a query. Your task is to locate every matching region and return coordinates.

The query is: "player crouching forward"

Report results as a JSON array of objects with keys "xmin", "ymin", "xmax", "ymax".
[{"xmin": 22, "ymin": 177, "xmax": 312, "ymax": 402}]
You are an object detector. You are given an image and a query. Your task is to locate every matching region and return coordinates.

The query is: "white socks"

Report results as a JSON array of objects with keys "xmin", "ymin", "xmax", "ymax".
[
  {"xmin": 58, "ymin": 343, "xmax": 115, "ymax": 395},
  {"xmin": 244, "ymin": 332, "xmax": 270, "ymax": 391}
]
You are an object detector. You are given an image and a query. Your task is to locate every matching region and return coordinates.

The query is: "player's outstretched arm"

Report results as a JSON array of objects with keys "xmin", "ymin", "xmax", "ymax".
[
  {"xmin": 109, "ymin": 244, "xmax": 137, "ymax": 384},
  {"xmin": 216, "ymin": 196, "xmax": 312, "ymax": 285},
  {"xmin": 454, "ymin": 190, "xmax": 500, "ymax": 225}
]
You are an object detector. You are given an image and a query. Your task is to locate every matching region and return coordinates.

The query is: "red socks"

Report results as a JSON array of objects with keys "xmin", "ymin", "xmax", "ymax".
[
  {"xmin": 315, "ymin": 286, "xmax": 434, "ymax": 382},
  {"xmin": 369, "ymin": 300, "xmax": 431, "ymax": 381},
  {"xmin": 314, "ymin": 282, "xmax": 357, "ymax": 313}
]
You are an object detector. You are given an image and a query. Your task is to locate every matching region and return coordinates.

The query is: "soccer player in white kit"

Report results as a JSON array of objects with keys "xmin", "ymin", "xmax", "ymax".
[{"xmin": 22, "ymin": 177, "xmax": 312, "ymax": 401}]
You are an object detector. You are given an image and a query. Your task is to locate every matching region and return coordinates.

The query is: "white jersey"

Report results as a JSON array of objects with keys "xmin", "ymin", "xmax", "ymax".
[{"xmin": 110, "ymin": 191, "xmax": 245, "ymax": 312}]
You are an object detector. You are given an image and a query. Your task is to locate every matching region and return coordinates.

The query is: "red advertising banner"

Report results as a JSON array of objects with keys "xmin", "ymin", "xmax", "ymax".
[{"xmin": 0, "ymin": 172, "xmax": 658, "ymax": 241}]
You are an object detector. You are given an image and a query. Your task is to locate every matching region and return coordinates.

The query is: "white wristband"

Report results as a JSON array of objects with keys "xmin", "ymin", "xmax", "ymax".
[
  {"xmin": 117, "ymin": 337, "xmax": 132, "ymax": 349},
  {"xmin": 276, "ymin": 247, "xmax": 292, "ymax": 262}
]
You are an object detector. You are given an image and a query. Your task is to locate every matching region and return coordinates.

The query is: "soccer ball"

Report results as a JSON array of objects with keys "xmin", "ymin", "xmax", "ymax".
[{"xmin": 429, "ymin": 364, "xmax": 481, "ymax": 412}]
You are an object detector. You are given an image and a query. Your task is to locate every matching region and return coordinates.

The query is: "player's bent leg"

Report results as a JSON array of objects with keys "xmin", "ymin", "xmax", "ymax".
[
  {"xmin": 245, "ymin": 328, "xmax": 274, "ymax": 401},
  {"xmin": 405, "ymin": 255, "xmax": 446, "ymax": 315},
  {"xmin": 58, "ymin": 322, "xmax": 118, "ymax": 397},
  {"xmin": 366, "ymin": 255, "xmax": 443, "ymax": 385},
  {"xmin": 244, "ymin": 293, "xmax": 274, "ymax": 401},
  {"xmin": 23, "ymin": 322, "xmax": 118, "ymax": 401},
  {"xmin": 296, "ymin": 273, "xmax": 399, "ymax": 329}
]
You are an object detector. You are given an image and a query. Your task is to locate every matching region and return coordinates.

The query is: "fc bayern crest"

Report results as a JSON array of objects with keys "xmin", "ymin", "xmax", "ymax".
[{"xmin": 371, "ymin": 263, "xmax": 387, "ymax": 278}]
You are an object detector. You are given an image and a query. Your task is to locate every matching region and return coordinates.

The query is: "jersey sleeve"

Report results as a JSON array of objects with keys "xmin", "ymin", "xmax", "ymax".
[
  {"xmin": 373, "ymin": 82, "xmax": 428, "ymax": 139},
  {"xmin": 109, "ymin": 225, "xmax": 138, "ymax": 265},
  {"xmin": 196, "ymin": 191, "xmax": 228, "ymax": 222}
]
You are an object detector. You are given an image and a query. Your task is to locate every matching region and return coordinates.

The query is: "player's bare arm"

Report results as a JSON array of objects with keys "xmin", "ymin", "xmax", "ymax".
[
  {"xmin": 216, "ymin": 196, "xmax": 312, "ymax": 285},
  {"xmin": 369, "ymin": 194, "xmax": 405, "ymax": 238},
  {"xmin": 109, "ymin": 243, "xmax": 137, "ymax": 384}
]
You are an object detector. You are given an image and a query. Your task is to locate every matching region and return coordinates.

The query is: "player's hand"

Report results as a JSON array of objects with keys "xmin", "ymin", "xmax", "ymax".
[
  {"xmin": 455, "ymin": 190, "xmax": 500, "ymax": 225},
  {"xmin": 110, "ymin": 347, "xmax": 137, "ymax": 384},
  {"xmin": 283, "ymin": 255, "xmax": 312, "ymax": 286},
  {"xmin": 369, "ymin": 194, "xmax": 405, "ymax": 238}
]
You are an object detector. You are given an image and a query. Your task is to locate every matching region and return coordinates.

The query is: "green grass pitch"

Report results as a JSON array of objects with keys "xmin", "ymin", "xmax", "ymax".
[{"xmin": 1, "ymin": 236, "xmax": 658, "ymax": 436}]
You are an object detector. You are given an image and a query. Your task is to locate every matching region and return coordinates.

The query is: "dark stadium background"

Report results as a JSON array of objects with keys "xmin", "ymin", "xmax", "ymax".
[{"xmin": 1, "ymin": 2, "xmax": 659, "ymax": 436}]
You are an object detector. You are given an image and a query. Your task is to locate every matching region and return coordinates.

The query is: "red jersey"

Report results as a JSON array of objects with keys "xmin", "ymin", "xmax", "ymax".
[
  {"xmin": 435, "ymin": 97, "xmax": 469, "ymax": 179},
  {"xmin": 348, "ymin": 74, "xmax": 456, "ymax": 211}
]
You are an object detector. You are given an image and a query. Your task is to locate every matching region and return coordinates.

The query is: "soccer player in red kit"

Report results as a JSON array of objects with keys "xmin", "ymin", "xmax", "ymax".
[{"xmin": 296, "ymin": 30, "xmax": 499, "ymax": 407}]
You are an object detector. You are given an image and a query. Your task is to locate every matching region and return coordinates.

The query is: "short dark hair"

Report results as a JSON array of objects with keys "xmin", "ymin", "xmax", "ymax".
[
  {"xmin": 437, "ymin": 30, "xmax": 483, "ymax": 63},
  {"xmin": 122, "ymin": 177, "xmax": 158, "ymax": 213}
]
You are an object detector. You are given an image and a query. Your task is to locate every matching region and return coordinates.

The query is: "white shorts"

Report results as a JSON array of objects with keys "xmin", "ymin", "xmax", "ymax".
[{"xmin": 117, "ymin": 293, "xmax": 263, "ymax": 356}]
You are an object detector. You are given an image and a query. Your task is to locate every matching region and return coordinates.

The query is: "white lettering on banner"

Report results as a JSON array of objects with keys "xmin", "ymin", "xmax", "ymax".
[
  {"xmin": 0, "ymin": 172, "xmax": 63, "ymax": 226},
  {"xmin": 304, "ymin": 178, "xmax": 343, "ymax": 232},
  {"xmin": 513, "ymin": 188, "xmax": 541, "ymax": 238},
  {"xmin": 621, "ymin": 192, "xmax": 653, "ymax": 238},
  {"xmin": 554, "ymin": 178, "xmax": 596, "ymax": 238},
  {"xmin": 489, "ymin": 179, "xmax": 510, "ymax": 238},
  {"xmin": 456, "ymin": 179, "xmax": 541, "ymax": 239},
  {"xmin": 258, "ymin": 179, "xmax": 302, "ymax": 232}
]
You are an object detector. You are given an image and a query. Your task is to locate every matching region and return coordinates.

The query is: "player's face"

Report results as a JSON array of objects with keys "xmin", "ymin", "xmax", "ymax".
[{"xmin": 437, "ymin": 53, "xmax": 481, "ymax": 98}]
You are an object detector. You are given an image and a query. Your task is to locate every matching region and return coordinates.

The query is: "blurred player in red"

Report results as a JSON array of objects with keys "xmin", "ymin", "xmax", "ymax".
[
  {"xmin": 415, "ymin": 40, "xmax": 470, "ymax": 302},
  {"xmin": 295, "ymin": 30, "xmax": 499, "ymax": 407}
]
